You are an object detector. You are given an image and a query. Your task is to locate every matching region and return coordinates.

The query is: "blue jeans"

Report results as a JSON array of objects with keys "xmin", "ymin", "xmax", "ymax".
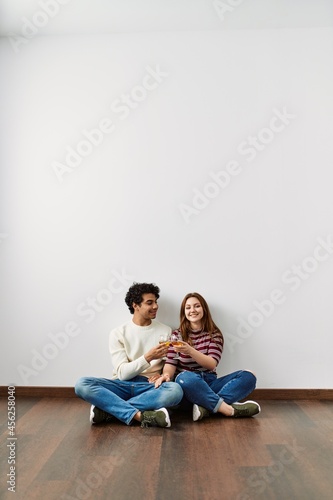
[
  {"xmin": 175, "ymin": 370, "xmax": 256, "ymax": 413},
  {"xmin": 75, "ymin": 376, "xmax": 183, "ymax": 425}
]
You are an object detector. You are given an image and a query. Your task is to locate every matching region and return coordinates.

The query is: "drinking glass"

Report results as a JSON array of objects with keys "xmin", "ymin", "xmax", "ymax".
[
  {"xmin": 159, "ymin": 333, "xmax": 171, "ymax": 359},
  {"xmin": 171, "ymin": 332, "xmax": 183, "ymax": 360}
]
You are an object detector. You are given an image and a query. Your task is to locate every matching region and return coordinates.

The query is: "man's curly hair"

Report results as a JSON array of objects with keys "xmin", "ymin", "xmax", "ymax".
[{"xmin": 125, "ymin": 282, "xmax": 160, "ymax": 314}]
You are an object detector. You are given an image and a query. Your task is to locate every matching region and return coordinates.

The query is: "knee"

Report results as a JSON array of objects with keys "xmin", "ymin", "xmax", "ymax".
[
  {"xmin": 174, "ymin": 383, "xmax": 184, "ymax": 400},
  {"xmin": 243, "ymin": 370, "xmax": 257, "ymax": 389},
  {"xmin": 162, "ymin": 382, "xmax": 183, "ymax": 405},
  {"xmin": 176, "ymin": 371, "xmax": 197, "ymax": 388},
  {"xmin": 164, "ymin": 382, "xmax": 183, "ymax": 397},
  {"xmin": 244, "ymin": 370, "xmax": 257, "ymax": 380},
  {"xmin": 74, "ymin": 376, "xmax": 91, "ymax": 398}
]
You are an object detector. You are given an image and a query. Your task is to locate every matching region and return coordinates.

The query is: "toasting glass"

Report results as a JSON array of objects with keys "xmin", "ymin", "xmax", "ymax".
[
  {"xmin": 159, "ymin": 333, "xmax": 171, "ymax": 360},
  {"xmin": 171, "ymin": 332, "xmax": 183, "ymax": 360}
]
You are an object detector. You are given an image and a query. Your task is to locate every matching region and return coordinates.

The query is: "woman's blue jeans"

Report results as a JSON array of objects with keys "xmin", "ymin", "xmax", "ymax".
[
  {"xmin": 175, "ymin": 370, "xmax": 257, "ymax": 413},
  {"xmin": 75, "ymin": 376, "xmax": 183, "ymax": 425}
]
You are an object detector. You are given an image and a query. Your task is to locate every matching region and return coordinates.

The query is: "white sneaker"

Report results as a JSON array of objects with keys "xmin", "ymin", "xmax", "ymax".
[
  {"xmin": 193, "ymin": 404, "xmax": 210, "ymax": 421},
  {"xmin": 141, "ymin": 407, "xmax": 171, "ymax": 428},
  {"xmin": 89, "ymin": 405, "xmax": 113, "ymax": 424}
]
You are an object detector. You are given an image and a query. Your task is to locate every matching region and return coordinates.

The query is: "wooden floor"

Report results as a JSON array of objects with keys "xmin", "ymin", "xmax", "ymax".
[{"xmin": 1, "ymin": 398, "xmax": 333, "ymax": 500}]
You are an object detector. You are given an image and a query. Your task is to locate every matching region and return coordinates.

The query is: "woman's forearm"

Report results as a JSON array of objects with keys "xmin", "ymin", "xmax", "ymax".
[{"xmin": 188, "ymin": 347, "xmax": 217, "ymax": 371}]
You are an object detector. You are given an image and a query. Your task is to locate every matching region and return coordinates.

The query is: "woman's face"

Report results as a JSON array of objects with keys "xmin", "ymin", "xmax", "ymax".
[{"xmin": 184, "ymin": 296, "xmax": 204, "ymax": 324}]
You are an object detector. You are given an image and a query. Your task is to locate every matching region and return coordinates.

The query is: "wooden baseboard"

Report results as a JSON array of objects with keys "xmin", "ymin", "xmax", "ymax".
[
  {"xmin": 1, "ymin": 386, "xmax": 333, "ymax": 399},
  {"xmin": 247, "ymin": 388, "xmax": 333, "ymax": 400},
  {"xmin": 1, "ymin": 386, "xmax": 75, "ymax": 398}
]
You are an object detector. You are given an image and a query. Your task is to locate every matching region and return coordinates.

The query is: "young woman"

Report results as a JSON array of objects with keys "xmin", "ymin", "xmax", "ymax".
[{"xmin": 155, "ymin": 292, "xmax": 260, "ymax": 420}]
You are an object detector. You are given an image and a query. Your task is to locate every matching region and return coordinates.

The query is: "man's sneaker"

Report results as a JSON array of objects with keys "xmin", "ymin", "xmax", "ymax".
[
  {"xmin": 140, "ymin": 408, "xmax": 171, "ymax": 428},
  {"xmin": 231, "ymin": 400, "xmax": 261, "ymax": 418},
  {"xmin": 90, "ymin": 405, "xmax": 113, "ymax": 424},
  {"xmin": 193, "ymin": 404, "xmax": 210, "ymax": 422}
]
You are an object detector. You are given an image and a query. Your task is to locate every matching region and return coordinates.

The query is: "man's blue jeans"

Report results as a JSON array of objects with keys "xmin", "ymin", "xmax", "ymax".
[
  {"xmin": 175, "ymin": 370, "xmax": 257, "ymax": 413},
  {"xmin": 75, "ymin": 376, "xmax": 183, "ymax": 425}
]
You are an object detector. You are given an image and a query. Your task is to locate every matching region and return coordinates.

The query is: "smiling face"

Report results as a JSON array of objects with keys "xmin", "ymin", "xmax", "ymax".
[
  {"xmin": 184, "ymin": 296, "xmax": 204, "ymax": 328},
  {"xmin": 132, "ymin": 293, "xmax": 159, "ymax": 326}
]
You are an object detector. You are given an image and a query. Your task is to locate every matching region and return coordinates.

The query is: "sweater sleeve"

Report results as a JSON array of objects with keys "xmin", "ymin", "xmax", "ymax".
[{"xmin": 109, "ymin": 327, "xmax": 151, "ymax": 380}]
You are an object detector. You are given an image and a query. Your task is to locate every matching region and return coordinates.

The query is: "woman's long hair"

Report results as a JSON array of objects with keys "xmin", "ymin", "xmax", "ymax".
[{"xmin": 178, "ymin": 292, "xmax": 223, "ymax": 346}]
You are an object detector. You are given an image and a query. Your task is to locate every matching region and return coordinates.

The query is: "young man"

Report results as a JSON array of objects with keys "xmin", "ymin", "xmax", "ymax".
[{"xmin": 75, "ymin": 282, "xmax": 183, "ymax": 428}]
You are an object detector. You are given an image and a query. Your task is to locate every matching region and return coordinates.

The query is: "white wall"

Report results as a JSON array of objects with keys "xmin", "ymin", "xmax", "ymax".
[{"xmin": 1, "ymin": 0, "xmax": 333, "ymax": 388}]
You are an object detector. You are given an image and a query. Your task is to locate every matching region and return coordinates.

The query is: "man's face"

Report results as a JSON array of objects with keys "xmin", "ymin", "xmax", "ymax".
[{"xmin": 133, "ymin": 293, "xmax": 158, "ymax": 324}]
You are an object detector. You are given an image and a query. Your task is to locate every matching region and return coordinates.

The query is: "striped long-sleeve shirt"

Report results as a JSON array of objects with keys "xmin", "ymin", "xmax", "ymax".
[{"xmin": 165, "ymin": 328, "xmax": 223, "ymax": 374}]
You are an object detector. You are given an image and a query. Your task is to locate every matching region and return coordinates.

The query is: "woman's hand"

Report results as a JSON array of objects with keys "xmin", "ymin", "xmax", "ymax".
[
  {"xmin": 173, "ymin": 341, "xmax": 193, "ymax": 356},
  {"xmin": 148, "ymin": 373, "xmax": 162, "ymax": 383},
  {"xmin": 151, "ymin": 373, "xmax": 171, "ymax": 388}
]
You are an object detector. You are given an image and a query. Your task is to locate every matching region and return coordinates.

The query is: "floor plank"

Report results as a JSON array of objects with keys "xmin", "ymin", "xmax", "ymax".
[{"xmin": 0, "ymin": 399, "xmax": 333, "ymax": 499}]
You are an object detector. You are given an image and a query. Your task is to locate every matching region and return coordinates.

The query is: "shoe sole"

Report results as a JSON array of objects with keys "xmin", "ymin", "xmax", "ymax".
[
  {"xmin": 159, "ymin": 407, "xmax": 171, "ymax": 428},
  {"xmin": 90, "ymin": 405, "xmax": 96, "ymax": 424},
  {"xmin": 193, "ymin": 404, "xmax": 201, "ymax": 422}
]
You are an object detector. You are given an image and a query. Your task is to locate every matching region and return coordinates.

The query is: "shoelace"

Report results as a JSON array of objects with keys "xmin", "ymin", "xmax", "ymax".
[
  {"xmin": 141, "ymin": 415, "xmax": 156, "ymax": 428},
  {"xmin": 234, "ymin": 405, "xmax": 258, "ymax": 416}
]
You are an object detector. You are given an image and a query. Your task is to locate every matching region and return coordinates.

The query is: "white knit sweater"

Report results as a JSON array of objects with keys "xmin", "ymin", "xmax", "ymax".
[{"xmin": 109, "ymin": 319, "xmax": 171, "ymax": 380}]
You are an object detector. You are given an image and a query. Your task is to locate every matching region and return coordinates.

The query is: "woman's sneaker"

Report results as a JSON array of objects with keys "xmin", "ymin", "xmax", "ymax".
[
  {"xmin": 140, "ymin": 408, "xmax": 171, "ymax": 428},
  {"xmin": 193, "ymin": 404, "xmax": 210, "ymax": 421},
  {"xmin": 231, "ymin": 400, "xmax": 261, "ymax": 417},
  {"xmin": 90, "ymin": 405, "xmax": 113, "ymax": 424}
]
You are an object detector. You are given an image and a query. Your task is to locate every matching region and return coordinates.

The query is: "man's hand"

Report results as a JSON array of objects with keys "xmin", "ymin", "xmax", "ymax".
[{"xmin": 144, "ymin": 343, "xmax": 168, "ymax": 363}]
